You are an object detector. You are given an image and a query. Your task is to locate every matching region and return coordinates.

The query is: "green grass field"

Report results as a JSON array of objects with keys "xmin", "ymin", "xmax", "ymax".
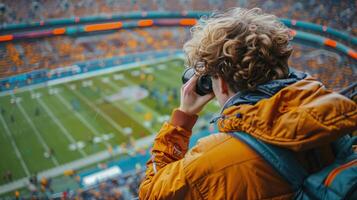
[{"xmin": 0, "ymin": 58, "xmax": 220, "ymax": 186}]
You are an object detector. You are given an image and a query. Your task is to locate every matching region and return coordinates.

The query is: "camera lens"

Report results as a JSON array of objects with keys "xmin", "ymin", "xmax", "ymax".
[
  {"xmin": 182, "ymin": 68, "xmax": 195, "ymax": 84},
  {"xmin": 197, "ymin": 75, "xmax": 212, "ymax": 95},
  {"xmin": 182, "ymin": 68, "xmax": 213, "ymax": 96}
]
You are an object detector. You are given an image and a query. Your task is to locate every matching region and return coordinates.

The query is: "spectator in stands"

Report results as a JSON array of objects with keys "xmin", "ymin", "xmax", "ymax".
[
  {"xmin": 14, "ymin": 190, "xmax": 20, "ymax": 200},
  {"xmin": 27, "ymin": 180, "xmax": 37, "ymax": 197},
  {"xmin": 139, "ymin": 7, "xmax": 356, "ymax": 199},
  {"xmin": 40, "ymin": 176, "xmax": 53, "ymax": 194},
  {"xmin": 61, "ymin": 190, "xmax": 68, "ymax": 200}
]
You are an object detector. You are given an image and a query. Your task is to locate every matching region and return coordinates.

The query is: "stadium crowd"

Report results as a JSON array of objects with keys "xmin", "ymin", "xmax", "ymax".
[
  {"xmin": 72, "ymin": 169, "xmax": 145, "ymax": 200},
  {"xmin": 0, "ymin": 0, "xmax": 356, "ymax": 36},
  {"xmin": 14, "ymin": 167, "xmax": 145, "ymax": 200},
  {"xmin": 289, "ymin": 44, "xmax": 355, "ymax": 91},
  {"xmin": 0, "ymin": 27, "xmax": 189, "ymax": 78}
]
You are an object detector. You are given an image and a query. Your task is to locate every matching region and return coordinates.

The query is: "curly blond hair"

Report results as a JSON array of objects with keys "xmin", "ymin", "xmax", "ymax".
[{"xmin": 183, "ymin": 8, "xmax": 293, "ymax": 92}]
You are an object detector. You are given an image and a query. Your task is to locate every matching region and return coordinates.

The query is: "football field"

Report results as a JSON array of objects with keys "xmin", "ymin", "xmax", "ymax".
[{"xmin": 0, "ymin": 58, "xmax": 220, "ymax": 185}]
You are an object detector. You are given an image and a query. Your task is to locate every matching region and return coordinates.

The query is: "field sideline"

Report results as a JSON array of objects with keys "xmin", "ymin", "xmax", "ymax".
[{"xmin": 0, "ymin": 57, "xmax": 220, "ymax": 186}]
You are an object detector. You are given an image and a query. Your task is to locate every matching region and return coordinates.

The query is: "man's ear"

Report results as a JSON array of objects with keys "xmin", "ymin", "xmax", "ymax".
[{"xmin": 219, "ymin": 77, "xmax": 229, "ymax": 95}]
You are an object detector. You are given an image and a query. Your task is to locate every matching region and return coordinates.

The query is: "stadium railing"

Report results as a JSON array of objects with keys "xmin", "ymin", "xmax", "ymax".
[
  {"xmin": 281, "ymin": 18, "xmax": 357, "ymax": 46},
  {"xmin": 0, "ymin": 11, "xmax": 208, "ymax": 32}
]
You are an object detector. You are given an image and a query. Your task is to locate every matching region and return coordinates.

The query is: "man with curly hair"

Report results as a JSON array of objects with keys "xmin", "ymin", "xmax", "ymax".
[{"xmin": 139, "ymin": 8, "xmax": 356, "ymax": 199}]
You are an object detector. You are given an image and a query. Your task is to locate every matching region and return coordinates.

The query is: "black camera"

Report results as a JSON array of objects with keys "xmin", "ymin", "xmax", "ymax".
[{"xmin": 182, "ymin": 68, "xmax": 213, "ymax": 96}]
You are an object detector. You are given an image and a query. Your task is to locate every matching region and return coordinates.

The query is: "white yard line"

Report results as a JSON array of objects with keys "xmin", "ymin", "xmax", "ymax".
[
  {"xmin": 0, "ymin": 55, "xmax": 186, "ymax": 194},
  {"xmin": 16, "ymin": 100, "xmax": 59, "ymax": 166},
  {"xmin": 111, "ymin": 78, "xmax": 161, "ymax": 118},
  {"xmin": 0, "ymin": 133, "xmax": 157, "ymax": 195},
  {"xmin": 110, "ymin": 101, "xmax": 156, "ymax": 134},
  {"xmin": 66, "ymin": 85, "xmax": 126, "ymax": 135},
  {"xmin": 36, "ymin": 96, "xmax": 87, "ymax": 157},
  {"xmin": 99, "ymin": 84, "xmax": 156, "ymax": 134},
  {"xmin": 55, "ymin": 92, "xmax": 111, "ymax": 148},
  {"xmin": 98, "ymin": 81, "xmax": 157, "ymax": 134},
  {"xmin": 0, "ymin": 114, "xmax": 31, "ymax": 176}
]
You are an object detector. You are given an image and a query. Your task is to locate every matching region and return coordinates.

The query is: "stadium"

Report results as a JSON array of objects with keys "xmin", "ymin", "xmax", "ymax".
[{"xmin": 0, "ymin": 0, "xmax": 356, "ymax": 199}]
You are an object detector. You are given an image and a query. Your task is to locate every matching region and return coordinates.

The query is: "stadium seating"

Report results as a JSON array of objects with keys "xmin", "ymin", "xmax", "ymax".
[
  {"xmin": 0, "ymin": 0, "xmax": 356, "ymax": 36},
  {"xmin": 0, "ymin": 27, "xmax": 188, "ymax": 78}
]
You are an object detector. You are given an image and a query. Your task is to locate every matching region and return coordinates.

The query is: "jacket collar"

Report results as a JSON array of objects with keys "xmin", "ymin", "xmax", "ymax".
[
  {"xmin": 215, "ymin": 76, "xmax": 357, "ymax": 151},
  {"xmin": 221, "ymin": 68, "xmax": 307, "ymax": 113},
  {"xmin": 211, "ymin": 68, "xmax": 307, "ymax": 123}
]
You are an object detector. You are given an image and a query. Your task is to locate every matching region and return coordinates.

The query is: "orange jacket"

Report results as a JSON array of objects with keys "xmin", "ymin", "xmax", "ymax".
[{"xmin": 139, "ymin": 77, "xmax": 357, "ymax": 200}]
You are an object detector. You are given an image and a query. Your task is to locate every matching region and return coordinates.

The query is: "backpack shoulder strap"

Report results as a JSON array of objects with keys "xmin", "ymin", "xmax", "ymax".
[{"xmin": 228, "ymin": 131, "xmax": 308, "ymax": 191}]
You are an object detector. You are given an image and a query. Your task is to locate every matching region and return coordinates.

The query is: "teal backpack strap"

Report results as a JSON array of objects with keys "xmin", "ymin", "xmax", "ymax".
[
  {"xmin": 228, "ymin": 132, "xmax": 357, "ymax": 200},
  {"xmin": 228, "ymin": 132, "xmax": 308, "ymax": 192}
]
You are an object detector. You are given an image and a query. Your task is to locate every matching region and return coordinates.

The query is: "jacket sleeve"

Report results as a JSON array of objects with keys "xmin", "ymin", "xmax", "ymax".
[{"xmin": 139, "ymin": 109, "xmax": 198, "ymax": 199}]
